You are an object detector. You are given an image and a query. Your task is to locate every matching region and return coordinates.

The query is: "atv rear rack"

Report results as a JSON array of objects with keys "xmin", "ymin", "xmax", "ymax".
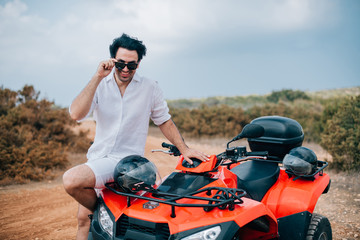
[
  {"xmin": 105, "ymin": 183, "xmax": 246, "ymax": 218},
  {"xmin": 285, "ymin": 160, "xmax": 329, "ymax": 181}
]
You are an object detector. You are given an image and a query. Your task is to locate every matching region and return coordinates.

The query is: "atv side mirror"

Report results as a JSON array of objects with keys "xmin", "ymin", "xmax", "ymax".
[
  {"xmin": 227, "ymin": 124, "xmax": 264, "ymax": 148},
  {"xmin": 239, "ymin": 124, "xmax": 265, "ymax": 139}
]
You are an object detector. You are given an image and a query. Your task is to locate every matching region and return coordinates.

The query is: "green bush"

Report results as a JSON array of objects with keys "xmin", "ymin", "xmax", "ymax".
[
  {"xmin": 267, "ymin": 89, "xmax": 310, "ymax": 103},
  {"xmin": 320, "ymin": 95, "xmax": 360, "ymax": 171},
  {"xmin": 0, "ymin": 85, "xmax": 91, "ymax": 184}
]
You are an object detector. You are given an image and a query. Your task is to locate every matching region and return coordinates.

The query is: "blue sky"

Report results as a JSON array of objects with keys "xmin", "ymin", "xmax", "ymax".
[{"xmin": 0, "ymin": 0, "xmax": 359, "ymax": 107}]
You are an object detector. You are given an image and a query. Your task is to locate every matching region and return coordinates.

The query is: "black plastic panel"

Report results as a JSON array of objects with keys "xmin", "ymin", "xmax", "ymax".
[{"xmin": 157, "ymin": 172, "xmax": 216, "ymax": 195}]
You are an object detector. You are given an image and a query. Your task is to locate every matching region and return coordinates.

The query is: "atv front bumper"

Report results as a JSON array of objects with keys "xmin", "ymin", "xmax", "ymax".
[{"xmin": 89, "ymin": 202, "xmax": 239, "ymax": 240}]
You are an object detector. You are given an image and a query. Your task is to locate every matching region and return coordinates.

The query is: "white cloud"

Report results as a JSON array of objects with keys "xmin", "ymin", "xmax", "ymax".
[
  {"xmin": 0, "ymin": 0, "xmax": 333, "ymax": 63},
  {"xmin": 1, "ymin": 0, "xmax": 351, "ymax": 107},
  {"xmin": 0, "ymin": 0, "xmax": 27, "ymax": 18}
]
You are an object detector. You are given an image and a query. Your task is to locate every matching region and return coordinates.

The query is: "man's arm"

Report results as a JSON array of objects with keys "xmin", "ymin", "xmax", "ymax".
[
  {"xmin": 159, "ymin": 119, "xmax": 209, "ymax": 164},
  {"xmin": 69, "ymin": 59, "xmax": 116, "ymax": 121}
]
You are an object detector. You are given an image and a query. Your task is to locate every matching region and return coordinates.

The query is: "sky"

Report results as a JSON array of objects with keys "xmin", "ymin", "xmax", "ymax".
[{"xmin": 0, "ymin": 0, "xmax": 359, "ymax": 107}]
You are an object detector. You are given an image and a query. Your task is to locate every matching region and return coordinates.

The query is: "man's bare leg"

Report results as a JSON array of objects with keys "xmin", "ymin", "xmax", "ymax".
[
  {"xmin": 76, "ymin": 204, "xmax": 93, "ymax": 240},
  {"xmin": 63, "ymin": 164, "xmax": 97, "ymax": 239}
]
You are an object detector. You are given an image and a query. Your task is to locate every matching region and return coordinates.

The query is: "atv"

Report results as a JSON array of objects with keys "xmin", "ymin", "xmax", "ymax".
[{"xmin": 88, "ymin": 116, "xmax": 332, "ymax": 240}]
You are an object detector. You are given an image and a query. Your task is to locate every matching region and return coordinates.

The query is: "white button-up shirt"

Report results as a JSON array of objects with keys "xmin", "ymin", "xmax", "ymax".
[{"xmin": 79, "ymin": 70, "xmax": 171, "ymax": 161}]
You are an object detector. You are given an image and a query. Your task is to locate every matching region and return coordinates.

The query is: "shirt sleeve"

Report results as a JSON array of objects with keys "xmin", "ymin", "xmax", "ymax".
[{"xmin": 150, "ymin": 82, "xmax": 171, "ymax": 126}]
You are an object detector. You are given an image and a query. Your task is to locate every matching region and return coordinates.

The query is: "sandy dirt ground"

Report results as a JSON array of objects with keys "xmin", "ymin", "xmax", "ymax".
[{"xmin": 0, "ymin": 121, "xmax": 359, "ymax": 239}]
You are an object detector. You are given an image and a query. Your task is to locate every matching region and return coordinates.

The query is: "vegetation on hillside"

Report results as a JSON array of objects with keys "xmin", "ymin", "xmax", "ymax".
[
  {"xmin": 0, "ymin": 85, "xmax": 91, "ymax": 184},
  {"xmin": 320, "ymin": 95, "xmax": 360, "ymax": 171},
  {"xmin": 167, "ymin": 87, "xmax": 360, "ymax": 109},
  {"xmin": 0, "ymin": 85, "xmax": 359, "ymax": 184},
  {"xmin": 169, "ymin": 87, "xmax": 360, "ymax": 171}
]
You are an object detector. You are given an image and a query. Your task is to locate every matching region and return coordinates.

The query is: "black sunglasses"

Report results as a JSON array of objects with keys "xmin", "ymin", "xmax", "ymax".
[{"xmin": 115, "ymin": 61, "xmax": 138, "ymax": 71}]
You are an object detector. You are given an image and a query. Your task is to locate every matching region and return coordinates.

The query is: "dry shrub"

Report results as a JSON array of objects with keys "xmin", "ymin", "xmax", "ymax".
[
  {"xmin": 170, "ymin": 93, "xmax": 359, "ymax": 172},
  {"xmin": 0, "ymin": 85, "xmax": 91, "ymax": 185},
  {"xmin": 170, "ymin": 104, "xmax": 250, "ymax": 138}
]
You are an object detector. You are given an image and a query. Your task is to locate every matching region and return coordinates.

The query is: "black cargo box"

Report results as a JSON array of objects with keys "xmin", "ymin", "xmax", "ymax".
[{"xmin": 248, "ymin": 116, "xmax": 304, "ymax": 159}]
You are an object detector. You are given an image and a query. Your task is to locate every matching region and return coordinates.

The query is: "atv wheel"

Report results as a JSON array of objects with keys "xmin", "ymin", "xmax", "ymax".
[{"xmin": 306, "ymin": 214, "xmax": 332, "ymax": 240}]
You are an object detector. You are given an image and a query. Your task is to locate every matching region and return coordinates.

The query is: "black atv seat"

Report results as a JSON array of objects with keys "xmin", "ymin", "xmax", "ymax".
[{"xmin": 231, "ymin": 161, "xmax": 280, "ymax": 202}]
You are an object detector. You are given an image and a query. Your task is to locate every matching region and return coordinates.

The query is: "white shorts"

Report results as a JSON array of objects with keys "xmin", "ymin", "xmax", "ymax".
[{"xmin": 85, "ymin": 156, "xmax": 119, "ymax": 189}]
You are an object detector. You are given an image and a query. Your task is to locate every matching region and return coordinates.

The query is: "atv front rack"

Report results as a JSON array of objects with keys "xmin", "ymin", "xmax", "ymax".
[{"xmin": 105, "ymin": 183, "xmax": 246, "ymax": 218}]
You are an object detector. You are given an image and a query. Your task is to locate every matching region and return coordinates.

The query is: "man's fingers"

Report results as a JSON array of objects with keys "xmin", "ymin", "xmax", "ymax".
[
  {"xmin": 197, "ymin": 152, "xmax": 210, "ymax": 162},
  {"xmin": 182, "ymin": 149, "xmax": 210, "ymax": 165},
  {"xmin": 101, "ymin": 59, "xmax": 116, "ymax": 70},
  {"xmin": 105, "ymin": 60, "xmax": 114, "ymax": 70},
  {"xmin": 184, "ymin": 157, "xmax": 193, "ymax": 165}
]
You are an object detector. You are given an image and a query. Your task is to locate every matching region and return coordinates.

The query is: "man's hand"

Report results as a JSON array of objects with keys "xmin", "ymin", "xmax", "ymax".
[
  {"xmin": 96, "ymin": 58, "xmax": 117, "ymax": 79},
  {"xmin": 158, "ymin": 119, "xmax": 210, "ymax": 165},
  {"xmin": 181, "ymin": 147, "xmax": 210, "ymax": 165}
]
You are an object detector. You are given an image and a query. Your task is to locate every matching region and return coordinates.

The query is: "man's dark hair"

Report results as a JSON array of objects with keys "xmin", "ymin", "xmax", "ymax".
[{"xmin": 109, "ymin": 33, "xmax": 147, "ymax": 61}]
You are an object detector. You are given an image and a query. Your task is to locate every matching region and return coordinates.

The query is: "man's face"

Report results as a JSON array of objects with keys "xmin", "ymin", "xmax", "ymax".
[{"xmin": 114, "ymin": 47, "xmax": 139, "ymax": 83}]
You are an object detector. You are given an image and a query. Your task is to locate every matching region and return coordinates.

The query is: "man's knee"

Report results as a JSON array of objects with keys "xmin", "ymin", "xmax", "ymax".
[
  {"xmin": 63, "ymin": 165, "xmax": 95, "ymax": 195},
  {"xmin": 63, "ymin": 169, "xmax": 76, "ymax": 195}
]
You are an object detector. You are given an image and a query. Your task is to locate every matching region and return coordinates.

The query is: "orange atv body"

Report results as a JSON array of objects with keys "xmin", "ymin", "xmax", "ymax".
[{"xmin": 88, "ymin": 116, "xmax": 331, "ymax": 240}]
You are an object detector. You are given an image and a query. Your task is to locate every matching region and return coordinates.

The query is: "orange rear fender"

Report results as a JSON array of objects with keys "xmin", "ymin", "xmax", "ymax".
[{"xmin": 262, "ymin": 169, "xmax": 330, "ymax": 218}]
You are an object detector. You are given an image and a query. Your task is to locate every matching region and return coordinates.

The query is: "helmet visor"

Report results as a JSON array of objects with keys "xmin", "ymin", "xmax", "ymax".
[
  {"xmin": 283, "ymin": 154, "xmax": 313, "ymax": 176},
  {"xmin": 117, "ymin": 161, "xmax": 162, "ymax": 191}
]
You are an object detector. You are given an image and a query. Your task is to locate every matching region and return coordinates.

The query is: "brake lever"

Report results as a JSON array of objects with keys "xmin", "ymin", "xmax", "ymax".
[{"xmin": 151, "ymin": 149, "xmax": 174, "ymax": 155}]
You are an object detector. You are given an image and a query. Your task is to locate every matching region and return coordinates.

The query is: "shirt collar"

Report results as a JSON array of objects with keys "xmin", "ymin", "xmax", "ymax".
[{"xmin": 105, "ymin": 68, "xmax": 142, "ymax": 83}]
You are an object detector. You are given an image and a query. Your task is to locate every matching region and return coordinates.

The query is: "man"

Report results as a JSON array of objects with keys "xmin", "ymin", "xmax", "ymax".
[{"xmin": 63, "ymin": 33, "xmax": 209, "ymax": 240}]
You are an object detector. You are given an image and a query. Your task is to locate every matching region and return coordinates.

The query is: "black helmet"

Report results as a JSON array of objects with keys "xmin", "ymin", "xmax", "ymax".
[
  {"xmin": 114, "ymin": 155, "xmax": 158, "ymax": 192},
  {"xmin": 283, "ymin": 147, "xmax": 318, "ymax": 176}
]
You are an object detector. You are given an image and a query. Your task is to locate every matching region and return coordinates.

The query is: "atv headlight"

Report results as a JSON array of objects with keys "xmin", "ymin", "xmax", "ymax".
[
  {"xmin": 98, "ymin": 204, "xmax": 113, "ymax": 237},
  {"xmin": 181, "ymin": 226, "xmax": 221, "ymax": 240}
]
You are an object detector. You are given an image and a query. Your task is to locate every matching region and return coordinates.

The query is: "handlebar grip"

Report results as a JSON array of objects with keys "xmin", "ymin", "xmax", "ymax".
[
  {"xmin": 162, "ymin": 142, "xmax": 173, "ymax": 149},
  {"xmin": 162, "ymin": 142, "xmax": 181, "ymax": 156}
]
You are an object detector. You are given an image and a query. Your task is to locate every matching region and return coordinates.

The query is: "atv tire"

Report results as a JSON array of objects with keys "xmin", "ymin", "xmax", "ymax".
[{"xmin": 306, "ymin": 213, "xmax": 332, "ymax": 240}]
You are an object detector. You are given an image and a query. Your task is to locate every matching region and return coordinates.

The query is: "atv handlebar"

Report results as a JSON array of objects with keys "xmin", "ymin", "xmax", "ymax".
[
  {"xmin": 151, "ymin": 142, "xmax": 182, "ymax": 156},
  {"xmin": 154, "ymin": 142, "xmax": 272, "ymax": 163}
]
